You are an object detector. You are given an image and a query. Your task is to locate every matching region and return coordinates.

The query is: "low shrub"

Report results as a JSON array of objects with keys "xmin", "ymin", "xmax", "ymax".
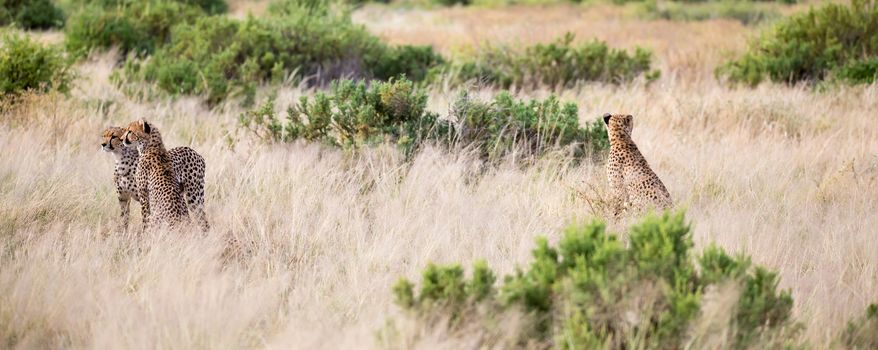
[
  {"xmin": 391, "ymin": 212, "xmax": 798, "ymax": 349},
  {"xmin": 239, "ymin": 78, "xmax": 448, "ymax": 155},
  {"xmin": 61, "ymin": 0, "xmax": 227, "ymax": 14},
  {"xmin": 123, "ymin": 0, "xmax": 442, "ymax": 104},
  {"xmin": 433, "ymin": 0, "xmax": 470, "ymax": 6},
  {"xmin": 835, "ymin": 58, "xmax": 878, "ymax": 85},
  {"xmin": 240, "ymin": 77, "xmax": 608, "ymax": 160},
  {"xmin": 0, "ymin": 33, "xmax": 72, "ymax": 96},
  {"xmin": 447, "ymin": 90, "xmax": 608, "ymax": 160},
  {"xmin": 371, "ymin": 45, "xmax": 445, "ymax": 83},
  {"xmin": 0, "ymin": 0, "xmax": 65, "ymax": 29},
  {"xmin": 841, "ymin": 303, "xmax": 878, "ymax": 349},
  {"xmin": 435, "ymin": 33, "xmax": 659, "ymax": 88},
  {"xmin": 718, "ymin": 0, "xmax": 878, "ymax": 85},
  {"xmin": 644, "ymin": 0, "xmax": 780, "ymax": 25},
  {"xmin": 64, "ymin": 0, "xmax": 205, "ymax": 57}
]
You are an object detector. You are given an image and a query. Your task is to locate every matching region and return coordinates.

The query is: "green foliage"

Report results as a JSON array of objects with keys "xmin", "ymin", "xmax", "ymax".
[
  {"xmin": 240, "ymin": 77, "xmax": 607, "ymax": 160},
  {"xmin": 64, "ymin": 0, "xmax": 205, "ymax": 57},
  {"xmin": 240, "ymin": 78, "xmax": 447, "ymax": 156},
  {"xmin": 433, "ymin": 0, "xmax": 470, "ymax": 6},
  {"xmin": 371, "ymin": 45, "xmax": 445, "ymax": 82},
  {"xmin": 436, "ymin": 33, "xmax": 659, "ymax": 88},
  {"xmin": 0, "ymin": 33, "xmax": 72, "ymax": 96},
  {"xmin": 643, "ymin": 0, "xmax": 781, "ymax": 25},
  {"xmin": 0, "ymin": 0, "xmax": 65, "ymax": 29},
  {"xmin": 61, "ymin": 0, "xmax": 226, "ymax": 14},
  {"xmin": 122, "ymin": 0, "xmax": 441, "ymax": 104},
  {"xmin": 392, "ymin": 212, "xmax": 797, "ymax": 348},
  {"xmin": 835, "ymin": 58, "xmax": 878, "ymax": 85},
  {"xmin": 392, "ymin": 261, "xmax": 495, "ymax": 326},
  {"xmin": 719, "ymin": 0, "xmax": 878, "ymax": 85},
  {"xmin": 447, "ymin": 90, "xmax": 609, "ymax": 160},
  {"xmin": 842, "ymin": 303, "xmax": 878, "ymax": 349}
]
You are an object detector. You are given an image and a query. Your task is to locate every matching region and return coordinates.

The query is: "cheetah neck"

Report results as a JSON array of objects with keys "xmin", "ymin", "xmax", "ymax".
[
  {"xmin": 142, "ymin": 128, "xmax": 169, "ymax": 154},
  {"xmin": 113, "ymin": 147, "xmax": 139, "ymax": 179},
  {"xmin": 114, "ymin": 147, "xmax": 139, "ymax": 166},
  {"xmin": 609, "ymin": 132, "xmax": 638, "ymax": 149}
]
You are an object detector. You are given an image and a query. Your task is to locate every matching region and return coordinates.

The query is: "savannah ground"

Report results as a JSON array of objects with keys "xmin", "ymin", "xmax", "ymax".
[{"xmin": 2, "ymin": 1, "xmax": 878, "ymax": 348}]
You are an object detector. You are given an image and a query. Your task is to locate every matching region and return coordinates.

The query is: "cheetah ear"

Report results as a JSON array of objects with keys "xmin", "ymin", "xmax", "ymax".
[
  {"xmin": 141, "ymin": 120, "xmax": 151, "ymax": 134},
  {"xmin": 603, "ymin": 113, "xmax": 612, "ymax": 125}
]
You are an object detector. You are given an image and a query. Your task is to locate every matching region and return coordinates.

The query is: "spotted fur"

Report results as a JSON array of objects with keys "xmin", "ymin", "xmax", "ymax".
[
  {"xmin": 119, "ymin": 121, "xmax": 189, "ymax": 230},
  {"xmin": 604, "ymin": 113, "xmax": 672, "ymax": 215},
  {"xmin": 103, "ymin": 127, "xmax": 209, "ymax": 232}
]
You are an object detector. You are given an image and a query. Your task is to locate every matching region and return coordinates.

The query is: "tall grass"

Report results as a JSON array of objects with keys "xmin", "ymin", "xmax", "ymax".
[{"xmin": 1, "ymin": 46, "xmax": 876, "ymax": 347}]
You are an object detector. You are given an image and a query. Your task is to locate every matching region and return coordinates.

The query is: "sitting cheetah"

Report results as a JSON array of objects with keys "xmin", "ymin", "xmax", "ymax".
[
  {"xmin": 121, "ymin": 120, "xmax": 190, "ymax": 230},
  {"xmin": 603, "ymin": 113, "xmax": 672, "ymax": 215},
  {"xmin": 102, "ymin": 127, "xmax": 209, "ymax": 232}
]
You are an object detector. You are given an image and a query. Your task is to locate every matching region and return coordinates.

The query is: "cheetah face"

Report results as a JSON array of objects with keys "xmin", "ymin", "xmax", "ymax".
[
  {"xmin": 603, "ymin": 113, "xmax": 634, "ymax": 138},
  {"xmin": 101, "ymin": 127, "xmax": 128, "ymax": 153},
  {"xmin": 122, "ymin": 120, "xmax": 151, "ymax": 151}
]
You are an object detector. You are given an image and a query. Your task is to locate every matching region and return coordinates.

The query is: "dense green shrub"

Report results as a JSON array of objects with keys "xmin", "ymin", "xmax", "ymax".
[
  {"xmin": 842, "ymin": 303, "xmax": 878, "ymax": 349},
  {"xmin": 239, "ymin": 78, "xmax": 448, "ymax": 155},
  {"xmin": 835, "ymin": 58, "xmax": 878, "ymax": 85},
  {"xmin": 718, "ymin": 0, "xmax": 878, "ymax": 85},
  {"xmin": 122, "ymin": 0, "xmax": 442, "ymax": 104},
  {"xmin": 0, "ymin": 0, "xmax": 65, "ymax": 29},
  {"xmin": 64, "ymin": 0, "xmax": 205, "ymax": 57},
  {"xmin": 392, "ymin": 212, "xmax": 797, "ymax": 348},
  {"xmin": 0, "ymin": 33, "xmax": 72, "ymax": 96},
  {"xmin": 448, "ymin": 90, "xmax": 608, "ymax": 160},
  {"xmin": 240, "ymin": 78, "xmax": 608, "ymax": 160},
  {"xmin": 433, "ymin": 0, "xmax": 470, "ymax": 6},
  {"xmin": 372, "ymin": 45, "xmax": 445, "ymax": 83},
  {"xmin": 61, "ymin": 0, "xmax": 226, "ymax": 14},
  {"xmin": 435, "ymin": 33, "xmax": 659, "ymax": 88},
  {"xmin": 644, "ymin": 0, "xmax": 780, "ymax": 25}
]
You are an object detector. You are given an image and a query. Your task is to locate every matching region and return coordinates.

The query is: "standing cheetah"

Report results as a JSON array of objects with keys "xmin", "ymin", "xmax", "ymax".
[
  {"xmin": 604, "ymin": 113, "xmax": 672, "ymax": 215},
  {"xmin": 121, "ymin": 120, "xmax": 190, "ymax": 230},
  {"xmin": 102, "ymin": 127, "xmax": 209, "ymax": 232}
]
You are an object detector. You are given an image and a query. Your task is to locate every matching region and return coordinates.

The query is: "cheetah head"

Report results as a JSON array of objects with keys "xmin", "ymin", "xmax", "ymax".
[
  {"xmin": 122, "ymin": 120, "xmax": 152, "ymax": 151},
  {"xmin": 101, "ymin": 126, "xmax": 129, "ymax": 154},
  {"xmin": 603, "ymin": 113, "xmax": 634, "ymax": 139}
]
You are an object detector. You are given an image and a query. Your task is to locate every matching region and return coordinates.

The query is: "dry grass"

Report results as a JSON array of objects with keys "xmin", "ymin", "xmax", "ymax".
[
  {"xmin": 353, "ymin": 3, "xmax": 752, "ymax": 82},
  {"xmin": 2, "ymin": 4, "xmax": 878, "ymax": 349}
]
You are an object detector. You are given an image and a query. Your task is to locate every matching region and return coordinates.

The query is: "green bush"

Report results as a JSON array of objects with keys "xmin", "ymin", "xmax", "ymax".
[
  {"xmin": 433, "ymin": 0, "xmax": 470, "ymax": 6},
  {"xmin": 835, "ymin": 58, "xmax": 878, "ymax": 85},
  {"xmin": 0, "ymin": 33, "xmax": 72, "ymax": 96},
  {"xmin": 448, "ymin": 90, "xmax": 608, "ymax": 160},
  {"xmin": 435, "ymin": 33, "xmax": 659, "ymax": 88},
  {"xmin": 64, "ymin": 0, "xmax": 205, "ymax": 57},
  {"xmin": 644, "ymin": 0, "xmax": 780, "ymax": 25},
  {"xmin": 60, "ymin": 0, "xmax": 226, "ymax": 14},
  {"xmin": 0, "ymin": 0, "xmax": 65, "ymax": 29},
  {"xmin": 392, "ymin": 212, "xmax": 798, "ymax": 349},
  {"xmin": 718, "ymin": 0, "xmax": 878, "ymax": 85},
  {"xmin": 240, "ymin": 78, "xmax": 608, "ymax": 160},
  {"xmin": 372, "ymin": 45, "xmax": 445, "ymax": 83},
  {"xmin": 239, "ymin": 78, "xmax": 448, "ymax": 155},
  {"xmin": 123, "ymin": 0, "xmax": 442, "ymax": 104},
  {"xmin": 842, "ymin": 303, "xmax": 878, "ymax": 348}
]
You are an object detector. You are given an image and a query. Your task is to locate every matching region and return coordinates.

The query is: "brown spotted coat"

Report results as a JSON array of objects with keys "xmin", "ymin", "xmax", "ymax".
[{"xmin": 604, "ymin": 113, "xmax": 672, "ymax": 215}]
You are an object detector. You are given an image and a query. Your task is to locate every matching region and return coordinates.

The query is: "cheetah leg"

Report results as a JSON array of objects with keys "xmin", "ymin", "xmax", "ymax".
[
  {"xmin": 185, "ymin": 186, "xmax": 209, "ymax": 232},
  {"xmin": 118, "ymin": 192, "xmax": 131, "ymax": 234},
  {"xmin": 138, "ymin": 187, "xmax": 150, "ymax": 233},
  {"xmin": 607, "ymin": 173, "xmax": 628, "ymax": 218}
]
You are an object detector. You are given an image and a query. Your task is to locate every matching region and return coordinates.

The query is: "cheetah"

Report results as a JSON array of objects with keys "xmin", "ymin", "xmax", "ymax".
[
  {"xmin": 120, "ymin": 120, "xmax": 190, "ymax": 230},
  {"xmin": 603, "ymin": 113, "xmax": 672, "ymax": 215},
  {"xmin": 102, "ymin": 127, "xmax": 209, "ymax": 232}
]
